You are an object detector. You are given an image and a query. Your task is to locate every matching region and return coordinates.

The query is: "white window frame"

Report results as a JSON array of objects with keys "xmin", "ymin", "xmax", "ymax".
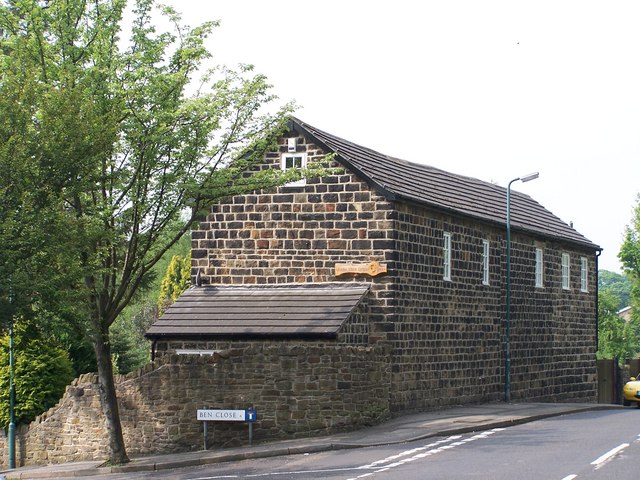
[
  {"xmin": 443, "ymin": 233, "xmax": 452, "ymax": 281},
  {"xmin": 580, "ymin": 256, "xmax": 588, "ymax": 292},
  {"xmin": 281, "ymin": 152, "xmax": 307, "ymax": 187},
  {"xmin": 482, "ymin": 240, "xmax": 490, "ymax": 285},
  {"xmin": 535, "ymin": 248, "xmax": 544, "ymax": 288},
  {"xmin": 561, "ymin": 253, "xmax": 570, "ymax": 290}
]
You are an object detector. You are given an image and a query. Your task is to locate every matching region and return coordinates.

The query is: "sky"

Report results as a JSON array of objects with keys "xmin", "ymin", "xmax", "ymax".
[{"xmin": 161, "ymin": 0, "xmax": 640, "ymax": 273}]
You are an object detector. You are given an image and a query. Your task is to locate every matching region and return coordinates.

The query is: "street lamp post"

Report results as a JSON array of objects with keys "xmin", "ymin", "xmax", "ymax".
[
  {"xmin": 5, "ymin": 278, "xmax": 15, "ymax": 469},
  {"xmin": 8, "ymin": 313, "xmax": 15, "ymax": 469},
  {"xmin": 505, "ymin": 172, "xmax": 539, "ymax": 403}
]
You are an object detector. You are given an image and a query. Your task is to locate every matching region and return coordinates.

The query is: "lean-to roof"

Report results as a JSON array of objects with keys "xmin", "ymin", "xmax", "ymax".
[{"xmin": 146, "ymin": 285, "xmax": 369, "ymax": 340}]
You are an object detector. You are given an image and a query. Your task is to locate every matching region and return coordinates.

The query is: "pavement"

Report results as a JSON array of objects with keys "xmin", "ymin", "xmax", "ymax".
[{"xmin": 0, "ymin": 402, "xmax": 622, "ymax": 479}]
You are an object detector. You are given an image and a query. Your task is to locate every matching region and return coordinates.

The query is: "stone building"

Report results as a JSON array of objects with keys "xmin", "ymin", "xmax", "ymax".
[
  {"xmin": 146, "ymin": 116, "xmax": 600, "ymax": 430},
  {"xmin": 618, "ymin": 306, "xmax": 632, "ymax": 322},
  {"xmin": 1, "ymin": 117, "xmax": 603, "ymax": 468}
]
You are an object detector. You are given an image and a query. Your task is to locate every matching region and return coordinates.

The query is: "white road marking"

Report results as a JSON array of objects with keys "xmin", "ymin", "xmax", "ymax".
[
  {"xmin": 191, "ymin": 476, "xmax": 239, "ymax": 479},
  {"xmin": 190, "ymin": 429, "xmax": 640, "ymax": 480},
  {"xmin": 192, "ymin": 428, "xmax": 508, "ymax": 480},
  {"xmin": 561, "ymin": 436, "xmax": 639, "ymax": 479},
  {"xmin": 361, "ymin": 436, "xmax": 462, "ymax": 468},
  {"xmin": 245, "ymin": 467, "xmax": 364, "ymax": 477},
  {"xmin": 346, "ymin": 428, "xmax": 505, "ymax": 480},
  {"xmin": 591, "ymin": 443, "xmax": 630, "ymax": 466}
]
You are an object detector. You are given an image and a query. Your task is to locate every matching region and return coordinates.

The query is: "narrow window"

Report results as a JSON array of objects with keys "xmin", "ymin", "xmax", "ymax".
[
  {"xmin": 535, "ymin": 248, "xmax": 544, "ymax": 288},
  {"xmin": 443, "ymin": 233, "xmax": 452, "ymax": 281},
  {"xmin": 580, "ymin": 257, "xmax": 588, "ymax": 292},
  {"xmin": 561, "ymin": 253, "xmax": 570, "ymax": 290},
  {"xmin": 482, "ymin": 240, "xmax": 490, "ymax": 285},
  {"xmin": 281, "ymin": 153, "xmax": 307, "ymax": 187}
]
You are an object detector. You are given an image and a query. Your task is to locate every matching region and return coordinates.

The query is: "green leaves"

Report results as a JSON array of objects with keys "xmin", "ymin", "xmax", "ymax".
[
  {"xmin": 599, "ymin": 270, "xmax": 632, "ymax": 311},
  {"xmin": 597, "ymin": 289, "xmax": 639, "ymax": 361},
  {"xmin": 599, "ymin": 193, "xmax": 640, "ymax": 361},
  {"xmin": 620, "ymin": 195, "xmax": 640, "ymax": 324},
  {"xmin": 620, "ymin": 194, "xmax": 640, "ymax": 292},
  {"xmin": 157, "ymin": 253, "xmax": 190, "ymax": 316},
  {"xmin": 0, "ymin": 320, "xmax": 75, "ymax": 429}
]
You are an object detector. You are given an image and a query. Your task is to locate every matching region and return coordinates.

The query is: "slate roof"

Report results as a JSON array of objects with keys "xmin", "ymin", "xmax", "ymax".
[
  {"xmin": 290, "ymin": 117, "xmax": 600, "ymax": 250},
  {"xmin": 145, "ymin": 285, "xmax": 369, "ymax": 340}
]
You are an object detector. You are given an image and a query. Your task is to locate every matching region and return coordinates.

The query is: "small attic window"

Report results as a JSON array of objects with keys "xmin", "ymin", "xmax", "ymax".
[{"xmin": 281, "ymin": 152, "xmax": 307, "ymax": 187}]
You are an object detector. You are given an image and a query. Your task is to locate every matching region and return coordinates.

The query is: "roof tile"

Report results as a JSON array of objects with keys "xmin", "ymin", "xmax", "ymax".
[
  {"xmin": 291, "ymin": 117, "xmax": 599, "ymax": 249},
  {"xmin": 146, "ymin": 285, "xmax": 369, "ymax": 339}
]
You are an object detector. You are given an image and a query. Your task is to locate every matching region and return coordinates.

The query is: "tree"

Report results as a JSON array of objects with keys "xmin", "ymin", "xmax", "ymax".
[
  {"xmin": 616, "ymin": 194, "xmax": 640, "ymax": 360},
  {"xmin": 111, "ymin": 233, "xmax": 191, "ymax": 374},
  {"xmin": 0, "ymin": 0, "xmax": 318, "ymax": 464},
  {"xmin": 620, "ymin": 194, "xmax": 640, "ymax": 302},
  {"xmin": 597, "ymin": 290, "xmax": 639, "ymax": 360},
  {"xmin": 0, "ymin": 320, "xmax": 75, "ymax": 429},
  {"xmin": 598, "ymin": 270, "xmax": 632, "ymax": 311},
  {"xmin": 157, "ymin": 254, "xmax": 191, "ymax": 316}
]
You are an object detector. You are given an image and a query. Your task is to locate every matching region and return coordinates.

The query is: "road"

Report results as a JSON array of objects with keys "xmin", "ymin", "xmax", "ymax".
[{"xmin": 82, "ymin": 409, "xmax": 640, "ymax": 480}]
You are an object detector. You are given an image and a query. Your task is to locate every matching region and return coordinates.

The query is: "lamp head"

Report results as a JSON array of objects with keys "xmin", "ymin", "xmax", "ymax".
[{"xmin": 520, "ymin": 172, "xmax": 539, "ymax": 183}]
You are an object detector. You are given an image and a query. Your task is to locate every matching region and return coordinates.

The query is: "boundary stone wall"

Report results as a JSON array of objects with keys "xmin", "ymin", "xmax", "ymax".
[{"xmin": 0, "ymin": 343, "xmax": 390, "ymax": 467}]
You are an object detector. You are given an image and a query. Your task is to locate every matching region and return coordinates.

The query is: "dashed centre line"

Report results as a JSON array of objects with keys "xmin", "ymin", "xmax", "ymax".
[
  {"xmin": 563, "ymin": 436, "xmax": 638, "ymax": 479},
  {"xmin": 590, "ymin": 443, "xmax": 629, "ymax": 467}
]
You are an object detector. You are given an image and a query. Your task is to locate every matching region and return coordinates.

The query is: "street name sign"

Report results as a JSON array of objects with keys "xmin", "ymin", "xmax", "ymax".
[
  {"xmin": 197, "ymin": 409, "xmax": 258, "ymax": 449},
  {"xmin": 197, "ymin": 409, "xmax": 258, "ymax": 422},
  {"xmin": 197, "ymin": 409, "xmax": 245, "ymax": 422}
]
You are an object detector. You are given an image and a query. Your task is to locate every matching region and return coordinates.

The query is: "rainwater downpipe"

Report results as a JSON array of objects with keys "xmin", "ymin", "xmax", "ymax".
[{"xmin": 595, "ymin": 249, "xmax": 602, "ymax": 353}]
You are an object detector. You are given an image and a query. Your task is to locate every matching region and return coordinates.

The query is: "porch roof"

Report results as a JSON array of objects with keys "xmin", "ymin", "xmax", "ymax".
[{"xmin": 145, "ymin": 284, "xmax": 369, "ymax": 340}]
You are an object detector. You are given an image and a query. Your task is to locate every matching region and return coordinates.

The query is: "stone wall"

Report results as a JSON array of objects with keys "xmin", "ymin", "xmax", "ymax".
[
  {"xmin": 191, "ymin": 134, "xmax": 397, "ymax": 288},
  {"xmin": 0, "ymin": 343, "xmax": 390, "ymax": 467},
  {"xmin": 391, "ymin": 202, "xmax": 597, "ymax": 412},
  {"xmin": 391, "ymin": 204, "xmax": 504, "ymax": 411},
  {"xmin": 0, "ymin": 374, "xmax": 109, "ymax": 466},
  {"xmin": 509, "ymin": 237, "xmax": 597, "ymax": 401}
]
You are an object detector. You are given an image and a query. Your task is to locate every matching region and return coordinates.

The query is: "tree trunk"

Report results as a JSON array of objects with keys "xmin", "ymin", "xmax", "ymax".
[{"xmin": 93, "ymin": 321, "xmax": 130, "ymax": 465}]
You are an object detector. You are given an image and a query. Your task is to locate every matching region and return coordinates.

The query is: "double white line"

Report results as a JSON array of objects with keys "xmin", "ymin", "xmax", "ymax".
[{"xmin": 347, "ymin": 429, "xmax": 505, "ymax": 480}]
